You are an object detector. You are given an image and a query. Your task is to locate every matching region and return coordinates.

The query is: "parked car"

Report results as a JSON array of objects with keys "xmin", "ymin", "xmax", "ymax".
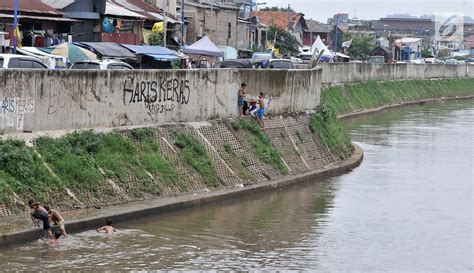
[
  {"xmin": 457, "ymin": 60, "xmax": 466, "ymax": 65},
  {"xmin": 70, "ymin": 60, "xmax": 133, "ymax": 70},
  {"xmin": 408, "ymin": 59, "xmax": 425, "ymax": 64},
  {"xmin": 220, "ymin": 59, "xmax": 253, "ymax": 68},
  {"xmin": 0, "ymin": 54, "xmax": 48, "ymax": 69},
  {"xmin": 465, "ymin": 58, "xmax": 474, "ymax": 64},
  {"xmin": 444, "ymin": 59, "xmax": 459, "ymax": 65},
  {"xmin": 264, "ymin": 59, "xmax": 294, "ymax": 69},
  {"xmin": 251, "ymin": 52, "xmax": 274, "ymax": 68}
]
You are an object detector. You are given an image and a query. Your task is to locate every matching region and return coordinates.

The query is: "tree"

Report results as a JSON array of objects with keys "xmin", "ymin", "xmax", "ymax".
[
  {"xmin": 344, "ymin": 34, "xmax": 376, "ymax": 60},
  {"xmin": 267, "ymin": 26, "xmax": 300, "ymax": 55},
  {"xmin": 148, "ymin": 32, "xmax": 164, "ymax": 46},
  {"xmin": 437, "ymin": 48, "xmax": 451, "ymax": 58}
]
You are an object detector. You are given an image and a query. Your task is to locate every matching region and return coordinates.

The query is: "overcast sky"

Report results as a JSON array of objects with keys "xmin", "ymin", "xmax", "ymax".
[{"xmin": 259, "ymin": 0, "xmax": 474, "ymax": 22}]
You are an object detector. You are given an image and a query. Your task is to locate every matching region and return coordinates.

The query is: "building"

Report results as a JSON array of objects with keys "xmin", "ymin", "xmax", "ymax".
[
  {"xmin": 183, "ymin": 0, "xmax": 239, "ymax": 47},
  {"xmin": 372, "ymin": 17, "xmax": 434, "ymax": 37},
  {"xmin": 250, "ymin": 10, "xmax": 307, "ymax": 44},
  {"xmin": 303, "ymin": 20, "xmax": 343, "ymax": 52},
  {"xmin": 0, "ymin": 0, "xmax": 74, "ymax": 50},
  {"xmin": 328, "ymin": 13, "xmax": 349, "ymax": 27}
]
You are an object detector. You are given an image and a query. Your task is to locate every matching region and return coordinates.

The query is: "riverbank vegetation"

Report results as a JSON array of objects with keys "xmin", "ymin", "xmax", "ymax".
[
  {"xmin": 231, "ymin": 118, "xmax": 288, "ymax": 175},
  {"xmin": 309, "ymin": 103, "xmax": 353, "ymax": 160},
  {"xmin": 323, "ymin": 78, "xmax": 474, "ymax": 115}
]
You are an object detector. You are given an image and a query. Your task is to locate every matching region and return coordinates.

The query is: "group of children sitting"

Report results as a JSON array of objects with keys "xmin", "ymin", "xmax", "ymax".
[
  {"xmin": 238, "ymin": 83, "xmax": 270, "ymax": 130},
  {"xmin": 28, "ymin": 199, "xmax": 118, "ymax": 246}
]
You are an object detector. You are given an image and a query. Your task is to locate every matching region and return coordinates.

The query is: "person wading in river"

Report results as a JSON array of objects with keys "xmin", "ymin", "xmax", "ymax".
[{"xmin": 28, "ymin": 199, "xmax": 53, "ymax": 240}]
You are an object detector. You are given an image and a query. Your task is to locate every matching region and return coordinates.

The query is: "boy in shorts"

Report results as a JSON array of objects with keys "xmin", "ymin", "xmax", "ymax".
[{"xmin": 44, "ymin": 205, "xmax": 68, "ymax": 238}]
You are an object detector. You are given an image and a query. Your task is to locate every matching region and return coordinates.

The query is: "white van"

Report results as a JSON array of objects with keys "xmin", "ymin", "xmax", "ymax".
[{"xmin": 0, "ymin": 54, "xmax": 48, "ymax": 69}]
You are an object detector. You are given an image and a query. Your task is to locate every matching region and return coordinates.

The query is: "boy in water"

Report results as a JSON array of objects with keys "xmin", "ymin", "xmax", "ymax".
[
  {"xmin": 97, "ymin": 218, "xmax": 118, "ymax": 235},
  {"xmin": 44, "ymin": 205, "xmax": 68, "ymax": 238},
  {"xmin": 256, "ymin": 92, "xmax": 266, "ymax": 130},
  {"xmin": 28, "ymin": 199, "xmax": 53, "ymax": 240},
  {"xmin": 39, "ymin": 231, "xmax": 62, "ymax": 246}
]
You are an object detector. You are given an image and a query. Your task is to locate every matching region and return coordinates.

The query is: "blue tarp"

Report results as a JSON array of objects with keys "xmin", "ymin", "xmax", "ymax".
[{"xmin": 146, "ymin": 54, "xmax": 179, "ymax": 61}]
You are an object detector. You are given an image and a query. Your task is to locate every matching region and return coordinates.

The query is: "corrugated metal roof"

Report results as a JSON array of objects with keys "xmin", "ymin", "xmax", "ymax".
[
  {"xmin": 0, "ymin": 13, "xmax": 76, "ymax": 22},
  {"xmin": 0, "ymin": 0, "xmax": 63, "ymax": 15},
  {"xmin": 41, "ymin": 0, "xmax": 76, "ymax": 10},
  {"xmin": 75, "ymin": 42, "xmax": 136, "ymax": 58},
  {"xmin": 105, "ymin": 1, "xmax": 146, "ymax": 18}
]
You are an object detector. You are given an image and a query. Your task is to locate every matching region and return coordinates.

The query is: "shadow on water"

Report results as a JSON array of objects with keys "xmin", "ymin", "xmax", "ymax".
[{"xmin": 0, "ymin": 99, "xmax": 472, "ymax": 271}]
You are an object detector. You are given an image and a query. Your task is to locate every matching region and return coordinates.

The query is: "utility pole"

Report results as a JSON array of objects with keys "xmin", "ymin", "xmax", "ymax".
[
  {"xmin": 162, "ymin": 0, "xmax": 167, "ymax": 47},
  {"xmin": 334, "ymin": 14, "xmax": 338, "ymax": 54},
  {"xmin": 13, "ymin": 0, "xmax": 18, "ymax": 53},
  {"xmin": 181, "ymin": 0, "xmax": 185, "ymax": 40}
]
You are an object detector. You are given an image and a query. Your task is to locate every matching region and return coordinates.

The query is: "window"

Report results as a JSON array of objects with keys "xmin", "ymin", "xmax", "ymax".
[
  {"xmin": 70, "ymin": 63, "xmax": 100, "ymax": 70},
  {"xmin": 107, "ymin": 64, "xmax": 132, "ymax": 70},
  {"xmin": 7, "ymin": 58, "xmax": 21, "ymax": 68},
  {"xmin": 32, "ymin": 61, "xmax": 47, "ymax": 69},
  {"xmin": 228, "ymin": 22, "xmax": 232, "ymax": 39}
]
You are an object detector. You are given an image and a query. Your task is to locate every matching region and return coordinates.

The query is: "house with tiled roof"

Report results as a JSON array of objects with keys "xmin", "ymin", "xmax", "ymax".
[{"xmin": 250, "ymin": 11, "xmax": 307, "ymax": 44}]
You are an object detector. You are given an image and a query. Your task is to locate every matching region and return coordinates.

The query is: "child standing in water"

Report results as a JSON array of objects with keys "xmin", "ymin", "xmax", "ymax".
[
  {"xmin": 28, "ymin": 199, "xmax": 53, "ymax": 240},
  {"xmin": 97, "ymin": 219, "xmax": 118, "ymax": 235},
  {"xmin": 44, "ymin": 205, "xmax": 68, "ymax": 238}
]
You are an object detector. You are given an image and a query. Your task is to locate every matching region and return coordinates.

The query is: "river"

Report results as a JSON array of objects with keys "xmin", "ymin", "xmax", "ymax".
[{"xmin": 1, "ymin": 100, "xmax": 472, "ymax": 272}]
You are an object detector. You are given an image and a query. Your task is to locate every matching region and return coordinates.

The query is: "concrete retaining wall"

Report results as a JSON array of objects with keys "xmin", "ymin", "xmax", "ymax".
[
  {"xmin": 0, "ymin": 68, "xmax": 321, "ymax": 134},
  {"xmin": 318, "ymin": 63, "xmax": 473, "ymax": 84}
]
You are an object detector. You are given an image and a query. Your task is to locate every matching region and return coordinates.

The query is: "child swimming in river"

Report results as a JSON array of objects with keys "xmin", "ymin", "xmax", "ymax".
[
  {"xmin": 38, "ymin": 231, "xmax": 61, "ymax": 246},
  {"xmin": 96, "ymin": 219, "xmax": 118, "ymax": 235}
]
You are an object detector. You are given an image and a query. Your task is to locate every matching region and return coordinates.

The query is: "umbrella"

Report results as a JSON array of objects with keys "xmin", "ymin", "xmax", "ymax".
[{"xmin": 39, "ymin": 43, "xmax": 97, "ymax": 63}]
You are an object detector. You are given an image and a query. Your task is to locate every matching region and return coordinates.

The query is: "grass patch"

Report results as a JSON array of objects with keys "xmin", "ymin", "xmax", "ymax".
[
  {"xmin": 309, "ymin": 103, "xmax": 352, "ymax": 160},
  {"xmin": 0, "ymin": 139, "xmax": 61, "ymax": 207},
  {"xmin": 323, "ymin": 78, "xmax": 474, "ymax": 115},
  {"xmin": 34, "ymin": 129, "xmax": 182, "ymax": 197},
  {"xmin": 173, "ymin": 131, "xmax": 219, "ymax": 188},
  {"xmin": 232, "ymin": 119, "xmax": 288, "ymax": 175}
]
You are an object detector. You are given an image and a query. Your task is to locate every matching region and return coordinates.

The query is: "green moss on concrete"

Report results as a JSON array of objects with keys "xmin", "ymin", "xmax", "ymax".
[
  {"xmin": 309, "ymin": 103, "xmax": 353, "ymax": 160},
  {"xmin": 173, "ymin": 131, "xmax": 219, "ymax": 188},
  {"xmin": 323, "ymin": 78, "xmax": 474, "ymax": 115},
  {"xmin": 232, "ymin": 119, "xmax": 288, "ymax": 175}
]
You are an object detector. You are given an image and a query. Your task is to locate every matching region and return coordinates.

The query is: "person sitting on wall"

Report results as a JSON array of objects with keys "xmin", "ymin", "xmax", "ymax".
[{"xmin": 238, "ymin": 83, "xmax": 247, "ymax": 117}]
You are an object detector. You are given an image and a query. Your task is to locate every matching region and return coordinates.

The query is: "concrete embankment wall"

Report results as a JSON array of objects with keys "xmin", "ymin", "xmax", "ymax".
[
  {"xmin": 318, "ymin": 63, "xmax": 473, "ymax": 85},
  {"xmin": 321, "ymin": 78, "xmax": 474, "ymax": 117},
  {"xmin": 0, "ymin": 114, "xmax": 346, "ymax": 218},
  {"xmin": 0, "ymin": 68, "xmax": 321, "ymax": 134}
]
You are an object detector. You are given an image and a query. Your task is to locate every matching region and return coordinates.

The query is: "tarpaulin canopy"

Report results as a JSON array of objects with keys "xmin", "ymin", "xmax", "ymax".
[
  {"xmin": 121, "ymin": 44, "xmax": 183, "ymax": 61},
  {"xmin": 311, "ymin": 35, "xmax": 334, "ymax": 57},
  {"xmin": 147, "ymin": 54, "xmax": 179, "ymax": 61},
  {"xmin": 75, "ymin": 42, "xmax": 136, "ymax": 59},
  {"xmin": 183, "ymin": 36, "xmax": 224, "ymax": 57},
  {"xmin": 39, "ymin": 43, "xmax": 97, "ymax": 63},
  {"xmin": 121, "ymin": 44, "xmax": 176, "ymax": 55}
]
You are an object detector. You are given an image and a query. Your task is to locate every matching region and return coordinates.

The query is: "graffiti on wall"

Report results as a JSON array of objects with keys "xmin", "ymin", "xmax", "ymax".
[
  {"xmin": 0, "ymin": 97, "xmax": 35, "ymax": 131},
  {"xmin": 123, "ymin": 76, "xmax": 191, "ymax": 115},
  {"xmin": 46, "ymin": 78, "xmax": 108, "ymax": 115}
]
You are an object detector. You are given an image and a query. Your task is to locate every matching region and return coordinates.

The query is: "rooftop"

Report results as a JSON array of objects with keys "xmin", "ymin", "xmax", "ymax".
[
  {"xmin": 0, "ymin": 0, "xmax": 63, "ymax": 15},
  {"xmin": 250, "ymin": 11, "xmax": 304, "ymax": 30}
]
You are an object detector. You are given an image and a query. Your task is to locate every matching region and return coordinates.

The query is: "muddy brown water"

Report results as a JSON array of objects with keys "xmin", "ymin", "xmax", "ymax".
[{"xmin": 0, "ymin": 100, "xmax": 472, "ymax": 271}]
